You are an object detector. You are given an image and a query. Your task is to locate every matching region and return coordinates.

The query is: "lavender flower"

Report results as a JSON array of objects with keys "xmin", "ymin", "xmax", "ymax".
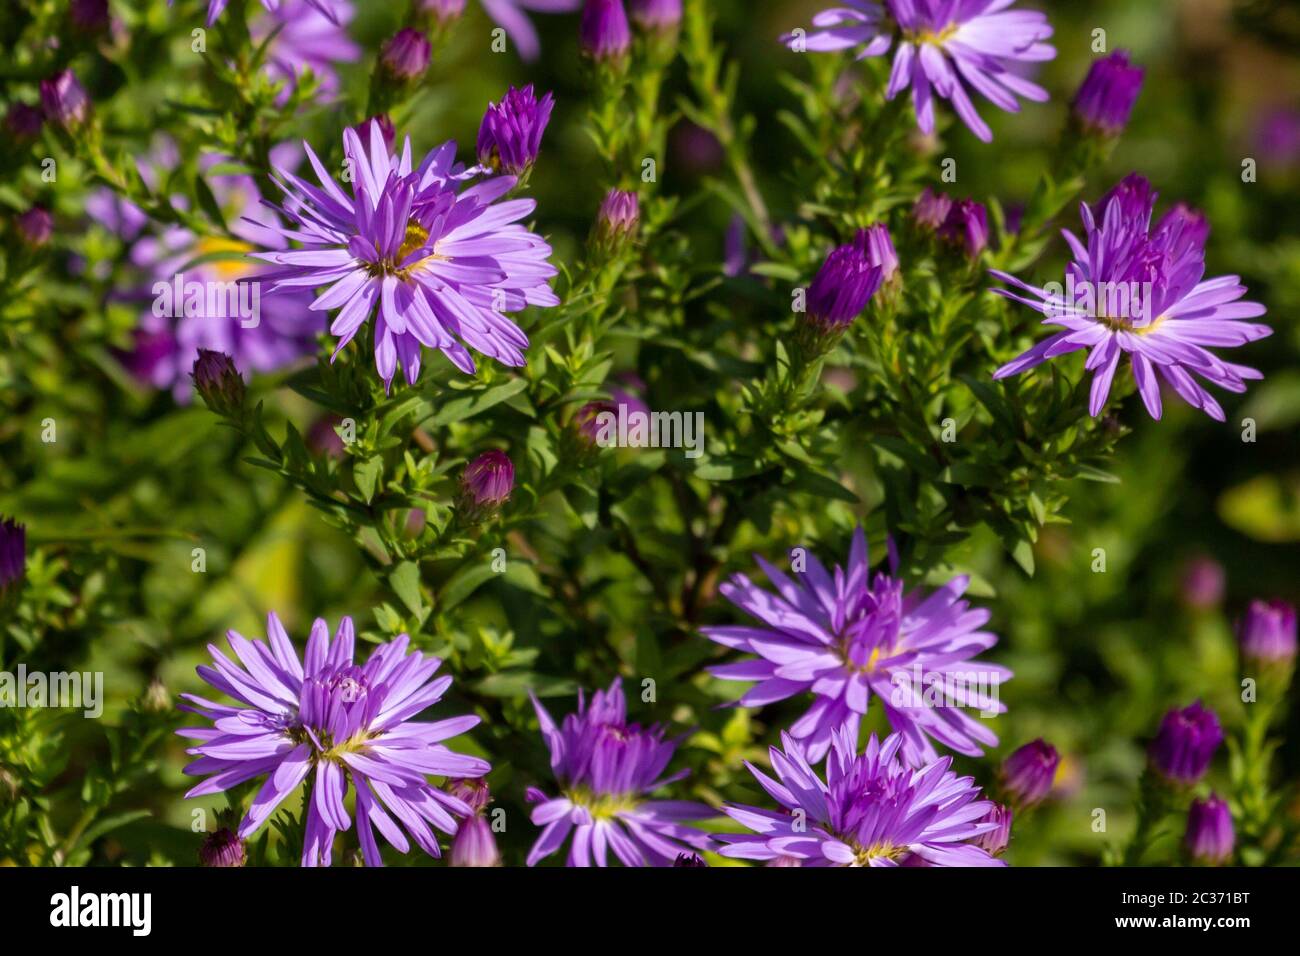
[
  {"xmin": 854, "ymin": 223, "xmax": 899, "ymax": 282},
  {"xmin": 912, "ymin": 187, "xmax": 952, "ymax": 229},
  {"xmin": 784, "ymin": 1, "xmax": 1056, "ymax": 143},
  {"xmin": 479, "ymin": 0, "xmax": 582, "ymax": 62},
  {"xmin": 39, "ymin": 70, "xmax": 89, "ymax": 129},
  {"xmin": 199, "ymin": 828, "xmax": 247, "ymax": 867},
  {"xmin": 806, "ymin": 244, "xmax": 883, "ymax": 328},
  {"xmin": 1071, "ymin": 50, "xmax": 1144, "ymax": 136},
  {"xmin": 1149, "ymin": 701, "xmax": 1222, "ymax": 784},
  {"xmin": 191, "ymin": 350, "xmax": 246, "ymax": 417},
  {"xmin": 447, "ymin": 779, "xmax": 501, "ymax": 866},
  {"xmin": 0, "ymin": 518, "xmax": 25, "ymax": 603},
  {"xmin": 15, "ymin": 207, "xmax": 53, "ymax": 247},
  {"xmin": 380, "ymin": 28, "xmax": 432, "ymax": 81},
  {"xmin": 462, "ymin": 450, "xmax": 515, "ymax": 506},
  {"xmin": 718, "ymin": 729, "xmax": 1005, "ymax": 866},
  {"xmin": 580, "ymin": 0, "xmax": 631, "ymax": 61},
  {"xmin": 180, "ymin": 612, "xmax": 489, "ymax": 866},
  {"xmin": 1179, "ymin": 556, "xmax": 1225, "ymax": 610},
  {"xmin": 1184, "ymin": 794, "xmax": 1233, "ymax": 865},
  {"xmin": 992, "ymin": 174, "xmax": 1271, "ymax": 421},
  {"xmin": 477, "ymin": 85, "xmax": 555, "ymax": 176},
  {"xmin": 251, "ymin": 120, "xmax": 558, "ymax": 391},
  {"xmin": 939, "ymin": 197, "xmax": 989, "ymax": 259},
  {"xmin": 701, "ymin": 527, "xmax": 1009, "ymax": 765},
  {"xmin": 5, "ymin": 103, "xmax": 43, "ymax": 140},
  {"xmin": 999, "ymin": 738, "xmax": 1058, "ymax": 807},
  {"xmin": 526, "ymin": 679, "xmax": 714, "ymax": 866},
  {"xmin": 1237, "ymin": 599, "xmax": 1297, "ymax": 665},
  {"xmin": 629, "ymin": 0, "xmax": 680, "ymax": 31}
]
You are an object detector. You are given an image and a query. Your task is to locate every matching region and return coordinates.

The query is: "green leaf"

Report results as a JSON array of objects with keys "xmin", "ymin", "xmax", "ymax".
[
  {"xmin": 354, "ymin": 457, "xmax": 383, "ymax": 503},
  {"xmin": 389, "ymin": 561, "xmax": 424, "ymax": 616},
  {"xmin": 427, "ymin": 378, "xmax": 529, "ymax": 428}
]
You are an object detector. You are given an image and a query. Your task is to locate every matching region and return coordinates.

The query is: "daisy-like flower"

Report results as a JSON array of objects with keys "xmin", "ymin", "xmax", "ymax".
[
  {"xmin": 251, "ymin": 120, "xmax": 558, "ymax": 391},
  {"xmin": 991, "ymin": 173, "xmax": 1272, "ymax": 421},
  {"xmin": 180, "ymin": 612, "xmax": 489, "ymax": 866},
  {"xmin": 526, "ymin": 679, "xmax": 714, "ymax": 866},
  {"xmin": 783, "ymin": 0, "xmax": 1055, "ymax": 142},
  {"xmin": 480, "ymin": 0, "xmax": 583, "ymax": 62},
  {"xmin": 700, "ymin": 527, "xmax": 1009, "ymax": 766},
  {"xmin": 717, "ymin": 728, "xmax": 1005, "ymax": 866}
]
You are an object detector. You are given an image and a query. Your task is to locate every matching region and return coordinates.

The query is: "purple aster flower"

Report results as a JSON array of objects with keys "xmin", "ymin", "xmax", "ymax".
[
  {"xmin": 939, "ymin": 197, "xmax": 989, "ymax": 259},
  {"xmin": 718, "ymin": 728, "xmax": 1005, "ymax": 866},
  {"xmin": 15, "ymin": 207, "xmax": 53, "ymax": 247},
  {"xmin": 380, "ymin": 28, "xmax": 432, "ymax": 81},
  {"xmin": 805, "ymin": 244, "xmax": 883, "ymax": 328},
  {"xmin": 1179, "ymin": 555, "xmax": 1225, "ymax": 610},
  {"xmin": 1071, "ymin": 49, "xmax": 1144, "ymax": 136},
  {"xmin": 854, "ymin": 223, "xmax": 900, "ymax": 282},
  {"xmin": 1184, "ymin": 794, "xmax": 1233, "ymax": 865},
  {"xmin": 1149, "ymin": 701, "xmax": 1222, "ymax": 784},
  {"xmin": 480, "ymin": 0, "xmax": 583, "ymax": 62},
  {"xmin": 5, "ymin": 102, "xmax": 43, "ymax": 140},
  {"xmin": 991, "ymin": 174, "xmax": 1271, "ymax": 421},
  {"xmin": 39, "ymin": 70, "xmax": 89, "ymax": 129},
  {"xmin": 913, "ymin": 186, "xmax": 953, "ymax": 229},
  {"xmin": 461, "ymin": 450, "xmax": 515, "ymax": 506},
  {"xmin": 179, "ymin": 612, "xmax": 490, "ymax": 866},
  {"xmin": 477, "ymin": 85, "xmax": 555, "ymax": 176},
  {"xmin": 0, "ymin": 518, "xmax": 25, "ymax": 602},
  {"xmin": 783, "ymin": 0, "xmax": 1056, "ymax": 143},
  {"xmin": 199, "ymin": 827, "xmax": 247, "ymax": 867},
  {"xmin": 251, "ymin": 121, "xmax": 558, "ymax": 390},
  {"xmin": 526, "ymin": 679, "xmax": 714, "ymax": 866},
  {"xmin": 594, "ymin": 188, "xmax": 639, "ymax": 253},
  {"xmin": 999, "ymin": 738, "xmax": 1058, "ymax": 807},
  {"xmin": 629, "ymin": 0, "xmax": 680, "ymax": 31},
  {"xmin": 253, "ymin": 0, "xmax": 360, "ymax": 107},
  {"xmin": 701, "ymin": 527, "xmax": 1009, "ymax": 765},
  {"xmin": 1237, "ymin": 599, "xmax": 1297, "ymax": 665},
  {"xmin": 580, "ymin": 0, "xmax": 631, "ymax": 61}
]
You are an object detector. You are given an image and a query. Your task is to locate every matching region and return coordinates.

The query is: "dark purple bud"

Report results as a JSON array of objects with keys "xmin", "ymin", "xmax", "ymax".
[
  {"xmin": 575, "ymin": 401, "xmax": 616, "ymax": 447},
  {"xmin": 939, "ymin": 198, "xmax": 989, "ymax": 259},
  {"xmin": 1096, "ymin": 172, "xmax": 1157, "ymax": 224},
  {"xmin": 1000, "ymin": 739, "xmax": 1059, "ymax": 807},
  {"xmin": 191, "ymin": 349, "xmax": 246, "ymax": 417},
  {"xmin": 5, "ymin": 102, "xmax": 44, "ymax": 140},
  {"xmin": 630, "ymin": 0, "xmax": 681, "ymax": 32},
  {"xmin": 673, "ymin": 852, "xmax": 707, "ymax": 867},
  {"xmin": 1237, "ymin": 599, "xmax": 1297, "ymax": 665},
  {"xmin": 462, "ymin": 450, "xmax": 514, "ymax": 506},
  {"xmin": 0, "ymin": 517, "xmax": 26, "ymax": 601},
  {"xmin": 380, "ymin": 28, "xmax": 432, "ymax": 81},
  {"xmin": 975, "ymin": 803, "xmax": 1013, "ymax": 856},
  {"xmin": 1179, "ymin": 556, "xmax": 1225, "ymax": 610},
  {"xmin": 580, "ymin": 0, "xmax": 631, "ymax": 61},
  {"xmin": 912, "ymin": 187, "xmax": 952, "ymax": 230},
  {"xmin": 1149, "ymin": 701, "xmax": 1222, "ymax": 784},
  {"xmin": 1184, "ymin": 794, "xmax": 1233, "ymax": 865},
  {"xmin": 15, "ymin": 206, "xmax": 53, "ymax": 247},
  {"xmin": 39, "ymin": 70, "xmax": 90, "ymax": 129},
  {"xmin": 477, "ymin": 85, "xmax": 555, "ymax": 176},
  {"xmin": 199, "ymin": 828, "xmax": 247, "ymax": 867},
  {"xmin": 805, "ymin": 244, "xmax": 882, "ymax": 328},
  {"xmin": 70, "ymin": 0, "xmax": 111, "ymax": 32},
  {"xmin": 853, "ymin": 223, "xmax": 899, "ymax": 282},
  {"xmin": 1071, "ymin": 50, "xmax": 1144, "ymax": 136}
]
